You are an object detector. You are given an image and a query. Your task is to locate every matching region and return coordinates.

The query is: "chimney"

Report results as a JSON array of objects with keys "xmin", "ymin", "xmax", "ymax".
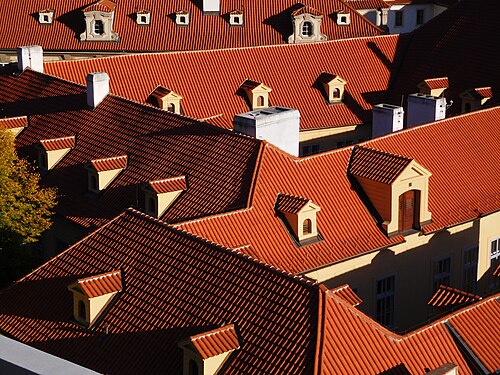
[
  {"xmin": 234, "ymin": 106, "xmax": 300, "ymax": 156},
  {"xmin": 372, "ymin": 104, "xmax": 404, "ymax": 138},
  {"xmin": 86, "ymin": 72, "xmax": 110, "ymax": 108},
  {"xmin": 407, "ymin": 93, "xmax": 446, "ymax": 127},
  {"xmin": 17, "ymin": 45, "xmax": 44, "ymax": 73},
  {"xmin": 202, "ymin": 0, "xmax": 220, "ymax": 14}
]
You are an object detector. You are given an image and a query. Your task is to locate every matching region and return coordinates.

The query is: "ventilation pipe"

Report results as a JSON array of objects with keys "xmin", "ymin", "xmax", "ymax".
[
  {"xmin": 86, "ymin": 72, "xmax": 110, "ymax": 109},
  {"xmin": 17, "ymin": 45, "xmax": 44, "ymax": 73}
]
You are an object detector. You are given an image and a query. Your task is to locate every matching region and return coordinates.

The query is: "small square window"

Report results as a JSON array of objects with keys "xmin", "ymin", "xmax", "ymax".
[
  {"xmin": 395, "ymin": 11, "xmax": 403, "ymax": 27},
  {"xmin": 416, "ymin": 9, "xmax": 424, "ymax": 25}
]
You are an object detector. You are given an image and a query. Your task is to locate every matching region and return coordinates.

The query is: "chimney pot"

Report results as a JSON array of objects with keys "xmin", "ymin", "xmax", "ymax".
[
  {"xmin": 17, "ymin": 45, "xmax": 44, "ymax": 73},
  {"xmin": 86, "ymin": 72, "xmax": 110, "ymax": 109}
]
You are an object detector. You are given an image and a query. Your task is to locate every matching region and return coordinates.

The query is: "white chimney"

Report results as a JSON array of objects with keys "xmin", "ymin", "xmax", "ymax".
[
  {"xmin": 407, "ymin": 93, "xmax": 446, "ymax": 127},
  {"xmin": 86, "ymin": 72, "xmax": 110, "ymax": 109},
  {"xmin": 202, "ymin": 0, "xmax": 220, "ymax": 14},
  {"xmin": 17, "ymin": 45, "xmax": 44, "ymax": 73},
  {"xmin": 372, "ymin": 104, "xmax": 404, "ymax": 138},
  {"xmin": 234, "ymin": 107, "xmax": 300, "ymax": 156}
]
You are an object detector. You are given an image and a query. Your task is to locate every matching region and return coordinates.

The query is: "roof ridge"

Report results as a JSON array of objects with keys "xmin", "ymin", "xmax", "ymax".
[
  {"xmin": 40, "ymin": 135, "xmax": 75, "ymax": 142},
  {"xmin": 353, "ymin": 144, "xmax": 413, "ymax": 162},
  {"xmin": 78, "ymin": 269, "xmax": 121, "ymax": 283},
  {"xmin": 174, "ymin": 207, "xmax": 252, "ymax": 227},
  {"xmin": 91, "ymin": 154, "xmax": 127, "ymax": 161},
  {"xmin": 191, "ymin": 324, "xmax": 235, "ymax": 340}
]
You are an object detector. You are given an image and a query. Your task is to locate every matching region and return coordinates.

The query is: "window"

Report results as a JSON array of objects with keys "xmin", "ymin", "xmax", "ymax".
[
  {"xmin": 416, "ymin": 9, "xmax": 424, "ymax": 25},
  {"xmin": 398, "ymin": 190, "xmax": 419, "ymax": 232},
  {"xmin": 333, "ymin": 88, "xmax": 340, "ymax": 98},
  {"xmin": 167, "ymin": 102, "xmax": 175, "ymax": 113},
  {"xmin": 303, "ymin": 219, "xmax": 312, "ymax": 235},
  {"xmin": 395, "ymin": 11, "xmax": 403, "ymax": 27},
  {"xmin": 38, "ymin": 152, "xmax": 48, "ymax": 170},
  {"xmin": 234, "ymin": 16, "xmax": 240, "ymax": 24},
  {"xmin": 340, "ymin": 16, "xmax": 347, "ymax": 23},
  {"xmin": 302, "ymin": 144, "xmax": 320, "ymax": 156},
  {"xmin": 490, "ymin": 237, "xmax": 500, "ymax": 262},
  {"xmin": 376, "ymin": 275, "xmax": 395, "ymax": 327},
  {"xmin": 94, "ymin": 20, "xmax": 104, "ymax": 35},
  {"xmin": 180, "ymin": 16, "xmax": 186, "ymax": 23},
  {"xmin": 433, "ymin": 257, "xmax": 451, "ymax": 292},
  {"xmin": 43, "ymin": 15, "xmax": 49, "ymax": 22},
  {"xmin": 302, "ymin": 21, "xmax": 312, "ymax": 37},
  {"xmin": 257, "ymin": 95, "xmax": 265, "ymax": 107},
  {"xmin": 463, "ymin": 247, "xmax": 478, "ymax": 293},
  {"xmin": 189, "ymin": 359, "xmax": 199, "ymax": 375},
  {"xmin": 78, "ymin": 300, "xmax": 86, "ymax": 320},
  {"xmin": 140, "ymin": 16, "xmax": 146, "ymax": 23}
]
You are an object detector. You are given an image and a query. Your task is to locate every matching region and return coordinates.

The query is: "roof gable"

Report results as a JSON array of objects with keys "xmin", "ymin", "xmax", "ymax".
[
  {"xmin": 70, "ymin": 270, "xmax": 123, "ymax": 298},
  {"xmin": 186, "ymin": 324, "xmax": 241, "ymax": 359}
]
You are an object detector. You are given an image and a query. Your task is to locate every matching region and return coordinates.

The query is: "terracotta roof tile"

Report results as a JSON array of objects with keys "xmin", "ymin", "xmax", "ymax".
[
  {"xmin": 90, "ymin": 155, "xmax": 127, "ymax": 172},
  {"xmin": 421, "ymin": 77, "xmax": 449, "ymax": 90},
  {"xmin": 494, "ymin": 264, "xmax": 500, "ymax": 277},
  {"xmin": 0, "ymin": 116, "xmax": 28, "ymax": 130},
  {"xmin": 45, "ymin": 35, "xmax": 406, "ymax": 131},
  {"xmin": 291, "ymin": 5, "xmax": 323, "ymax": 16},
  {"xmin": 344, "ymin": 0, "xmax": 390, "ymax": 9},
  {"xmin": 40, "ymin": 135, "xmax": 76, "ymax": 151},
  {"xmin": 275, "ymin": 193, "xmax": 311, "ymax": 214},
  {"xmin": 428, "ymin": 285, "xmax": 481, "ymax": 308},
  {"xmin": 0, "ymin": 0, "xmax": 381, "ymax": 52},
  {"xmin": 329, "ymin": 284, "xmax": 362, "ymax": 306},
  {"xmin": 149, "ymin": 176, "xmax": 187, "ymax": 194},
  {"xmin": 189, "ymin": 324, "xmax": 240, "ymax": 359},
  {"xmin": 76, "ymin": 270, "xmax": 123, "ymax": 298},
  {"xmin": 464, "ymin": 87, "xmax": 494, "ymax": 100},
  {"xmin": 347, "ymin": 146, "xmax": 413, "ymax": 184},
  {"xmin": 83, "ymin": 0, "xmax": 116, "ymax": 13}
]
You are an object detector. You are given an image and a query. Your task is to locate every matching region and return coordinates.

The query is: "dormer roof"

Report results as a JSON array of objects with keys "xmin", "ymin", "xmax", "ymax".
[
  {"xmin": 428, "ymin": 285, "xmax": 481, "ymax": 308},
  {"xmin": 240, "ymin": 79, "xmax": 271, "ymax": 93},
  {"xmin": 176, "ymin": 9, "xmax": 189, "ymax": 15},
  {"xmin": 347, "ymin": 146, "xmax": 413, "ymax": 184},
  {"xmin": 39, "ymin": 135, "xmax": 75, "ymax": 151},
  {"xmin": 72, "ymin": 270, "xmax": 123, "ymax": 298},
  {"xmin": 419, "ymin": 77, "xmax": 449, "ymax": 90},
  {"xmin": 148, "ymin": 176, "xmax": 187, "ymax": 194},
  {"xmin": 317, "ymin": 72, "xmax": 346, "ymax": 86},
  {"xmin": 460, "ymin": 87, "xmax": 493, "ymax": 100},
  {"xmin": 275, "ymin": 193, "xmax": 312, "ymax": 214},
  {"xmin": 150, "ymin": 85, "xmax": 183, "ymax": 101},
  {"xmin": 83, "ymin": 0, "xmax": 116, "ymax": 12},
  {"xmin": 329, "ymin": 284, "xmax": 363, "ymax": 306},
  {"xmin": 291, "ymin": 5, "xmax": 322, "ymax": 17},
  {"xmin": 0, "ymin": 116, "xmax": 28, "ymax": 133},
  {"xmin": 89, "ymin": 155, "xmax": 127, "ymax": 172},
  {"xmin": 188, "ymin": 323, "xmax": 241, "ymax": 359},
  {"xmin": 230, "ymin": 9, "xmax": 243, "ymax": 15},
  {"xmin": 39, "ymin": 8, "xmax": 55, "ymax": 13},
  {"xmin": 137, "ymin": 9, "xmax": 150, "ymax": 15}
]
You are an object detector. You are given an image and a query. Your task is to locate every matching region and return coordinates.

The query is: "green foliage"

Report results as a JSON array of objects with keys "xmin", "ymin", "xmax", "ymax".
[{"xmin": 0, "ymin": 128, "xmax": 57, "ymax": 248}]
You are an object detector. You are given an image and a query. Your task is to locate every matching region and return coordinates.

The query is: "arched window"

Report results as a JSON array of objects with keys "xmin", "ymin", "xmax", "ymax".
[
  {"xmin": 148, "ymin": 197, "xmax": 156, "ymax": 214},
  {"xmin": 189, "ymin": 359, "xmax": 199, "ymax": 375},
  {"xmin": 302, "ymin": 21, "xmax": 313, "ymax": 37},
  {"xmin": 78, "ymin": 300, "xmax": 86, "ymax": 320},
  {"xmin": 180, "ymin": 16, "xmax": 186, "ymax": 24},
  {"xmin": 257, "ymin": 95, "xmax": 265, "ymax": 107},
  {"xmin": 94, "ymin": 20, "xmax": 104, "ymax": 35},
  {"xmin": 332, "ymin": 88, "xmax": 340, "ymax": 98},
  {"xmin": 90, "ymin": 175, "xmax": 98, "ymax": 191},
  {"xmin": 303, "ymin": 219, "xmax": 312, "ymax": 234},
  {"xmin": 167, "ymin": 102, "xmax": 175, "ymax": 113},
  {"xmin": 234, "ymin": 16, "xmax": 240, "ymax": 24}
]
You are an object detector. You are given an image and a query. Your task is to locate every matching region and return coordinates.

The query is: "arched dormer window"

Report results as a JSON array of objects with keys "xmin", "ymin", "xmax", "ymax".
[
  {"xmin": 333, "ymin": 88, "xmax": 340, "ymax": 98},
  {"xmin": 257, "ymin": 95, "xmax": 265, "ymax": 107},
  {"xmin": 303, "ymin": 219, "xmax": 312, "ymax": 235},
  {"xmin": 302, "ymin": 21, "xmax": 312, "ymax": 37},
  {"xmin": 167, "ymin": 103, "xmax": 175, "ymax": 113},
  {"xmin": 78, "ymin": 300, "xmax": 86, "ymax": 320},
  {"xmin": 189, "ymin": 359, "xmax": 199, "ymax": 375},
  {"xmin": 94, "ymin": 20, "xmax": 104, "ymax": 35}
]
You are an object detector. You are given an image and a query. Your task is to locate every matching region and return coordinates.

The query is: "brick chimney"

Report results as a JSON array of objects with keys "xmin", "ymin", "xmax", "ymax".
[
  {"xmin": 17, "ymin": 45, "xmax": 44, "ymax": 73},
  {"xmin": 86, "ymin": 72, "xmax": 110, "ymax": 109}
]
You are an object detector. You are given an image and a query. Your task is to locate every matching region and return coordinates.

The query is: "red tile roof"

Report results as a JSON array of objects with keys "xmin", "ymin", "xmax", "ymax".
[
  {"xmin": 347, "ymin": 146, "xmax": 413, "ymax": 184},
  {"xmin": 76, "ymin": 270, "xmax": 122, "ymax": 298},
  {"xmin": 2, "ymin": 67, "xmax": 261, "ymax": 228},
  {"xmin": 0, "ymin": 116, "xmax": 27, "ymax": 130},
  {"xmin": 428, "ymin": 285, "xmax": 481, "ymax": 308},
  {"xmin": 90, "ymin": 155, "xmax": 127, "ymax": 172},
  {"xmin": 179, "ymin": 106, "xmax": 500, "ymax": 273},
  {"xmin": 291, "ymin": 5, "xmax": 323, "ymax": 16},
  {"xmin": 45, "ymin": 35, "xmax": 406, "ymax": 131},
  {"xmin": 0, "ymin": 209, "xmax": 320, "ymax": 374},
  {"xmin": 83, "ymin": 0, "xmax": 116, "ymax": 12},
  {"xmin": 421, "ymin": 77, "xmax": 449, "ymax": 90},
  {"xmin": 465, "ymin": 87, "xmax": 494, "ymax": 100},
  {"xmin": 149, "ymin": 176, "xmax": 187, "ymax": 194},
  {"xmin": 275, "ymin": 193, "xmax": 311, "ymax": 214},
  {"xmin": 329, "ymin": 284, "xmax": 362, "ymax": 306},
  {"xmin": 40, "ymin": 136, "xmax": 76, "ymax": 151},
  {"xmin": 0, "ymin": 0, "xmax": 381, "ymax": 52},
  {"xmin": 494, "ymin": 264, "xmax": 500, "ymax": 277},
  {"xmin": 344, "ymin": 0, "xmax": 390, "ymax": 9},
  {"xmin": 189, "ymin": 324, "xmax": 240, "ymax": 359}
]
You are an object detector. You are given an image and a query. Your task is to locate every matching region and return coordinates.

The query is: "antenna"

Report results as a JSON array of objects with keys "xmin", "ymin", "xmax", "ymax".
[{"xmin": 400, "ymin": 95, "xmax": 404, "ymax": 107}]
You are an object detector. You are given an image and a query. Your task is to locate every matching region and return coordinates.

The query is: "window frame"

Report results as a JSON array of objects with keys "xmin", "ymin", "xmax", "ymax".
[
  {"xmin": 463, "ymin": 247, "xmax": 478, "ymax": 293},
  {"xmin": 433, "ymin": 256, "xmax": 452, "ymax": 292},
  {"xmin": 93, "ymin": 19, "xmax": 105, "ymax": 35},
  {"xmin": 376, "ymin": 275, "xmax": 396, "ymax": 327},
  {"xmin": 301, "ymin": 21, "xmax": 313, "ymax": 37},
  {"xmin": 416, "ymin": 9, "xmax": 424, "ymax": 25},
  {"xmin": 395, "ymin": 11, "xmax": 403, "ymax": 27}
]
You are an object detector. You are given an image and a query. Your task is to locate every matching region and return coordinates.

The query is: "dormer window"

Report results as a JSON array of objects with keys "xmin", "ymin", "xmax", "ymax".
[
  {"xmin": 80, "ymin": 0, "xmax": 120, "ymax": 42},
  {"xmin": 347, "ymin": 146, "xmax": 432, "ymax": 237},
  {"xmin": 229, "ymin": 10, "xmax": 243, "ymax": 26},
  {"xmin": 317, "ymin": 72, "xmax": 347, "ymax": 104},
  {"xmin": 176, "ymin": 10, "xmax": 190, "ymax": 26},
  {"xmin": 148, "ymin": 86, "xmax": 183, "ymax": 114},
  {"xmin": 459, "ymin": 87, "xmax": 493, "ymax": 114},
  {"xmin": 178, "ymin": 324, "xmax": 241, "ymax": 375},
  {"xmin": 68, "ymin": 270, "xmax": 123, "ymax": 328},
  {"xmin": 275, "ymin": 193, "xmax": 321, "ymax": 245},
  {"xmin": 1, "ymin": 116, "xmax": 28, "ymax": 137},
  {"xmin": 240, "ymin": 79, "xmax": 272, "ymax": 110},
  {"xmin": 143, "ymin": 176, "xmax": 187, "ymax": 218},
  {"xmin": 136, "ymin": 10, "xmax": 151, "ymax": 25},
  {"xmin": 418, "ymin": 77, "xmax": 449, "ymax": 97},
  {"xmin": 289, "ymin": 5, "xmax": 327, "ymax": 43},
  {"xmin": 38, "ymin": 136, "xmax": 76, "ymax": 171},
  {"xmin": 86, "ymin": 155, "xmax": 127, "ymax": 193},
  {"xmin": 336, "ymin": 12, "xmax": 351, "ymax": 25},
  {"xmin": 38, "ymin": 9, "xmax": 54, "ymax": 24}
]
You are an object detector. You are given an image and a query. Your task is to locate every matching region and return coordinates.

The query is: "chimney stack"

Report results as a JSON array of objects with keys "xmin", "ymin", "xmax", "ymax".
[
  {"xmin": 202, "ymin": 0, "xmax": 220, "ymax": 14},
  {"xmin": 17, "ymin": 45, "xmax": 44, "ymax": 73},
  {"xmin": 86, "ymin": 72, "xmax": 110, "ymax": 109},
  {"xmin": 234, "ymin": 107, "xmax": 300, "ymax": 156},
  {"xmin": 407, "ymin": 93, "xmax": 446, "ymax": 127},
  {"xmin": 372, "ymin": 104, "xmax": 404, "ymax": 138}
]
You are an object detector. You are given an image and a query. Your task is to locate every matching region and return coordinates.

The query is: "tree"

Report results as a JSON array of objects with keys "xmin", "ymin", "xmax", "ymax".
[{"xmin": 0, "ymin": 128, "xmax": 57, "ymax": 286}]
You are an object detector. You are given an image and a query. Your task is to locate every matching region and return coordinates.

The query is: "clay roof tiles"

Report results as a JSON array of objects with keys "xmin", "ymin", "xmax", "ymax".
[
  {"xmin": 347, "ymin": 146, "xmax": 413, "ymax": 184},
  {"xmin": 149, "ymin": 176, "xmax": 187, "ymax": 194},
  {"xmin": 474, "ymin": 87, "xmax": 493, "ymax": 98},
  {"xmin": 189, "ymin": 324, "xmax": 240, "ymax": 359},
  {"xmin": 275, "ymin": 193, "xmax": 311, "ymax": 214},
  {"xmin": 76, "ymin": 270, "xmax": 123, "ymax": 298},
  {"xmin": 421, "ymin": 77, "xmax": 449, "ymax": 90},
  {"xmin": 82, "ymin": 0, "xmax": 116, "ymax": 13},
  {"xmin": 344, "ymin": 0, "xmax": 390, "ymax": 9},
  {"xmin": 40, "ymin": 135, "xmax": 76, "ymax": 151},
  {"xmin": 0, "ymin": 116, "xmax": 27, "ymax": 130},
  {"xmin": 428, "ymin": 285, "xmax": 481, "ymax": 308},
  {"xmin": 494, "ymin": 264, "xmax": 500, "ymax": 277},
  {"xmin": 291, "ymin": 5, "xmax": 323, "ymax": 16},
  {"xmin": 329, "ymin": 284, "xmax": 363, "ymax": 306},
  {"xmin": 90, "ymin": 155, "xmax": 127, "ymax": 172}
]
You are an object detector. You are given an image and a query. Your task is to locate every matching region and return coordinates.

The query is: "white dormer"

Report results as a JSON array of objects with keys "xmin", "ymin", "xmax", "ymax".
[
  {"xmin": 38, "ymin": 136, "xmax": 75, "ymax": 171},
  {"xmin": 143, "ymin": 176, "xmax": 187, "ymax": 218},
  {"xmin": 179, "ymin": 324, "xmax": 240, "ymax": 375},
  {"xmin": 275, "ymin": 193, "xmax": 321, "ymax": 243},
  {"xmin": 240, "ymin": 79, "xmax": 272, "ymax": 110},
  {"xmin": 68, "ymin": 270, "xmax": 123, "ymax": 328},
  {"xmin": 288, "ymin": 5, "xmax": 327, "ymax": 44},
  {"xmin": 86, "ymin": 155, "xmax": 127, "ymax": 193},
  {"xmin": 80, "ymin": 0, "xmax": 119, "ymax": 42},
  {"xmin": 38, "ymin": 9, "xmax": 55, "ymax": 24},
  {"xmin": 176, "ymin": 10, "xmax": 190, "ymax": 26},
  {"xmin": 149, "ymin": 86, "xmax": 183, "ymax": 114},
  {"xmin": 336, "ymin": 11, "xmax": 351, "ymax": 25},
  {"xmin": 229, "ymin": 10, "xmax": 244, "ymax": 26},
  {"xmin": 317, "ymin": 72, "xmax": 347, "ymax": 104},
  {"xmin": 460, "ymin": 87, "xmax": 493, "ymax": 113},
  {"xmin": 136, "ymin": 10, "xmax": 151, "ymax": 25},
  {"xmin": 0, "ymin": 116, "xmax": 27, "ymax": 137}
]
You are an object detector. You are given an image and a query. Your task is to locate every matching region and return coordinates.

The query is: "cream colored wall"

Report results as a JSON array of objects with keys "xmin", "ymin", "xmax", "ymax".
[
  {"xmin": 158, "ymin": 190, "xmax": 183, "ymax": 217},
  {"xmin": 429, "ymin": 88, "xmax": 445, "ymax": 97},
  {"xmin": 299, "ymin": 124, "xmax": 370, "ymax": 154},
  {"xmin": 46, "ymin": 148, "xmax": 71, "ymax": 170},
  {"xmin": 478, "ymin": 211, "xmax": 500, "ymax": 281},
  {"xmin": 298, "ymin": 206, "xmax": 318, "ymax": 241},
  {"xmin": 97, "ymin": 168, "xmax": 123, "ymax": 190},
  {"xmin": 203, "ymin": 351, "xmax": 232, "ymax": 375},
  {"xmin": 89, "ymin": 292, "xmax": 117, "ymax": 325},
  {"xmin": 72, "ymin": 292, "xmax": 89, "ymax": 324},
  {"xmin": 7, "ymin": 127, "xmax": 24, "ymax": 137},
  {"xmin": 250, "ymin": 88, "xmax": 269, "ymax": 109},
  {"xmin": 160, "ymin": 96, "xmax": 181, "ymax": 113}
]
